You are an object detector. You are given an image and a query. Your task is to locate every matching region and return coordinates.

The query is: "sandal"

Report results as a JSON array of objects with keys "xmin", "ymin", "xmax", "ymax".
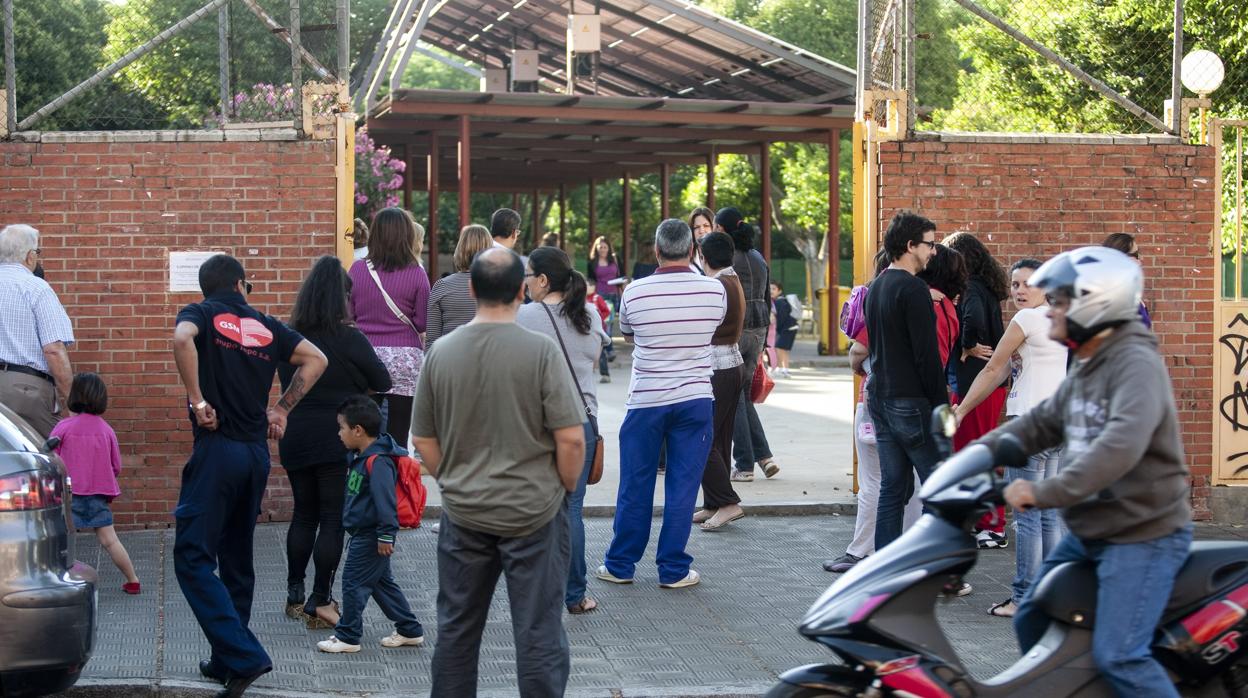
[
  {"xmin": 692, "ymin": 509, "xmax": 716, "ymax": 524},
  {"xmin": 567, "ymin": 596, "xmax": 599, "ymax": 614},
  {"xmin": 306, "ymin": 600, "xmax": 341, "ymax": 629},
  {"xmin": 699, "ymin": 508, "xmax": 745, "ymax": 531},
  {"xmin": 987, "ymin": 599, "xmax": 1016, "ymax": 617}
]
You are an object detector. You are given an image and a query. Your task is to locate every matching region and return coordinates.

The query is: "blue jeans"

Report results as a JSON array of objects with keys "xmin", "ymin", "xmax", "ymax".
[
  {"xmin": 869, "ymin": 396, "xmax": 941, "ymax": 551},
  {"xmin": 335, "ymin": 532, "xmax": 424, "ymax": 645},
  {"xmin": 605, "ymin": 399, "xmax": 713, "ymax": 584},
  {"xmin": 1007, "ymin": 449, "xmax": 1066, "ymax": 604},
  {"xmin": 566, "ymin": 419, "xmax": 596, "ymax": 606},
  {"xmin": 1015, "ymin": 526, "xmax": 1192, "ymax": 698}
]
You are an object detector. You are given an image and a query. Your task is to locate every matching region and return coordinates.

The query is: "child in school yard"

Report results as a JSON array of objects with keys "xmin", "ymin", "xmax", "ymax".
[
  {"xmin": 587, "ymin": 277, "xmax": 614, "ymax": 383},
  {"xmin": 50, "ymin": 372, "xmax": 140, "ymax": 594},
  {"xmin": 317, "ymin": 396, "xmax": 425, "ymax": 654}
]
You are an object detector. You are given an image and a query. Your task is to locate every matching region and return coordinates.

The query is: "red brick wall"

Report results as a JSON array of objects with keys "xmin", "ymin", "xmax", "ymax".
[
  {"xmin": 876, "ymin": 137, "xmax": 1216, "ymax": 519},
  {"xmin": 0, "ymin": 135, "xmax": 337, "ymax": 527}
]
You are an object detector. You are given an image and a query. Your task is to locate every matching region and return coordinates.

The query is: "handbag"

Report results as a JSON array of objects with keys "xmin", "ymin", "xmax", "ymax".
[
  {"xmin": 750, "ymin": 357, "xmax": 775, "ymax": 404},
  {"xmin": 540, "ymin": 304, "xmax": 605, "ymax": 485},
  {"xmin": 366, "ymin": 261, "xmax": 419, "ymax": 336}
]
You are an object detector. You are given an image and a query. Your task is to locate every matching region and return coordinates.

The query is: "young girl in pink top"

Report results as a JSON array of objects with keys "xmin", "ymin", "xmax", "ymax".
[{"xmin": 50, "ymin": 373, "xmax": 140, "ymax": 594}]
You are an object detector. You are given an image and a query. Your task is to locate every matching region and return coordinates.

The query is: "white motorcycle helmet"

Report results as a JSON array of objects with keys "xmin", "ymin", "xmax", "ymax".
[{"xmin": 1028, "ymin": 246, "xmax": 1143, "ymax": 346}]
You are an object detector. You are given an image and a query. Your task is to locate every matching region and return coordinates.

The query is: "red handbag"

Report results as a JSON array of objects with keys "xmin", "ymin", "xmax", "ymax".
[{"xmin": 750, "ymin": 358, "xmax": 775, "ymax": 404}]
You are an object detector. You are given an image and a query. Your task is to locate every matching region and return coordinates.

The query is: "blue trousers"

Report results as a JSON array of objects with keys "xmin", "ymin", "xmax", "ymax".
[
  {"xmin": 1014, "ymin": 527, "xmax": 1192, "ymax": 698},
  {"xmin": 1006, "ymin": 448, "xmax": 1066, "ymax": 604},
  {"xmin": 173, "ymin": 432, "xmax": 272, "ymax": 677},
  {"xmin": 566, "ymin": 419, "xmax": 596, "ymax": 607},
  {"xmin": 605, "ymin": 399, "xmax": 713, "ymax": 584},
  {"xmin": 335, "ymin": 532, "xmax": 423, "ymax": 645}
]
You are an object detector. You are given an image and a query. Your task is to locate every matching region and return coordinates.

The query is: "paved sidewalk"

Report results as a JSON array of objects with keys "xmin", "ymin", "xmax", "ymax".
[
  {"xmin": 68, "ymin": 518, "xmax": 1248, "ymax": 697},
  {"xmin": 423, "ymin": 341, "xmax": 860, "ymax": 512}
]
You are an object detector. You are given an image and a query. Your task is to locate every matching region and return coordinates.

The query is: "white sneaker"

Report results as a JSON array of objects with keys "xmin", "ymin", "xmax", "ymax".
[
  {"xmin": 660, "ymin": 570, "xmax": 700, "ymax": 589},
  {"xmin": 317, "ymin": 636, "xmax": 362, "ymax": 653},
  {"xmin": 380, "ymin": 632, "xmax": 425, "ymax": 648},
  {"xmin": 594, "ymin": 565, "xmax": 633, "ymax": 584}
]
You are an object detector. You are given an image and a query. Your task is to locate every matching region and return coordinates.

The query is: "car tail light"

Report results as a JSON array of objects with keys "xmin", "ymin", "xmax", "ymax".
[{"xmin": 0, "ymin": 471, "xmax": 63, "ymax": 511}]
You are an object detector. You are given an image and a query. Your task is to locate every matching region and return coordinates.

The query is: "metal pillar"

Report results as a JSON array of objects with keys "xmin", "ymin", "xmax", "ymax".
[
  {"xmin": 828, "ymin": 129, "xmax": 841, "ymax": 355},
  {"xmin": 337, "ymin": 0, "xmax": 350, "ymax": 95},
  {"xmin": 621, "ymin": 172, "xmax": 631, "ymax": 273},
  {"xmin": 289, "ymin": 0, "xmax": 302, "ymax": 128},
  {"xmin": 402, "ymin": 144, "xmax": 413, "ymax": 210},
  {"xmin": 428, "ymin": 134, "xmax": 439, "ymax": 278},
  {"xmin": 706, "ymin": 148, "xmax": 716, "ymax": 210},
  {"xmin": 1171, "ymin": 0, "xmax": 1184, "ymax": 135},
  {"xmin": 760, "ymin": 143, "xmax": 772, "ymax": 263},
  {"xmin": 218, "ymin": 4, "xmax": 230, "ymax": 124},
  {"xmin": 512, "ymin": 193, "xmax": 520, "ymax": 211},
  {"xmin": 588, "ymin": 179, "xmax": 597, "ymax": 236},
  {"xmin": 458, "ymin": 115, "xmax": 471, "ymax": 227},
  {"xmin": 531, "ymin": 190, "xmax": 541, "ymax": 246},
  {"xmin": 2, "ymin": 0, "xmax": 13, "ymax": 134},
  {"xmin": 660, "ymin": 163, "xmax": 671, "ymax": 220},
  {"xmin": 559, "ymin": 183, "xmax": 567, "ymax": 249}
]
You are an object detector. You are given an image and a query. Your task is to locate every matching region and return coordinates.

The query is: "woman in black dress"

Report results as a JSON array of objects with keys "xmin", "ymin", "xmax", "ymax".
[{"xmin": 279, "ymin": 256, "xmax": 392, "ymax": 627}]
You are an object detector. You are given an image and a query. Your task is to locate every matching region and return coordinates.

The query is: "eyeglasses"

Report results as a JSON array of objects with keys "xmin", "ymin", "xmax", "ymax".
[
  {"xmin": 915, "ymin": 240, "xmax": 937, "ymax": 249},
  {"xmin": 524, "ymin": 272, "xmax": 537, "ymax": 278},
  {"xmin": 243, "ymin": 281, "xmax": 253, "ymax": 294}
]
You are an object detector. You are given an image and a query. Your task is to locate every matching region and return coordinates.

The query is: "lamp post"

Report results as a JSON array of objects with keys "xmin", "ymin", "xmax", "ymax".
[{"xmin": 1181, "ymin": 49, "xmax": 1224, "ymax": 144}]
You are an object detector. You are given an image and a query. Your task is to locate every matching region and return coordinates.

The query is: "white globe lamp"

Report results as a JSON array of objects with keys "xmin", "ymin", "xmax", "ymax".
[{"xmin": 1181, "ymin": 49, "xmax": 1225, "ymax": 97}]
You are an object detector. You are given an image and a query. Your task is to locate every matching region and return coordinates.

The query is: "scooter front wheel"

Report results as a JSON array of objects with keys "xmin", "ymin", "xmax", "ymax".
[{"xmin": 763, "ymin": 681, "xmax": 862, "ymax": 698}]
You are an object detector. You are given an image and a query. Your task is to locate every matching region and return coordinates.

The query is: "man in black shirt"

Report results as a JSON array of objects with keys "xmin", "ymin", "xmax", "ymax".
[
  {"xmin": 172, "ymin": 255, "xmax": 327, "ymax": 697},
  {"xmin": 865, "ymin": 212, "xmax": 947, "ymax": 553}
]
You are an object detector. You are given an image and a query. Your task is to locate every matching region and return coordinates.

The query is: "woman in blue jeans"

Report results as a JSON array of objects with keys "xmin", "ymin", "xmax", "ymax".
[
  {"xmin": 517, "ymin": 247, "xmax": 610, "ymax": 615},
  {"xmin": 955, "ymin": 258, "xmax": 1069, "ymax": 616}
]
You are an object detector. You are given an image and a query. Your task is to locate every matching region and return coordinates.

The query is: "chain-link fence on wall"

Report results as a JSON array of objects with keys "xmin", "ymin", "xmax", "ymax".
[
  {"xmin": 863, "ymin": 0, "xmax": 1246, "ymax": 136},
  {"xmin": 1, "ymin": 0, "xmax": 348, "ymax": 133}
]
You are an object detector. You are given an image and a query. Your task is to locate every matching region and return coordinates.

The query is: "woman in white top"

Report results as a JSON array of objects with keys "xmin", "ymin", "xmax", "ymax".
[{"xmin": 954, "ymin": 258, "xmax": 1068, "ymax": 618}]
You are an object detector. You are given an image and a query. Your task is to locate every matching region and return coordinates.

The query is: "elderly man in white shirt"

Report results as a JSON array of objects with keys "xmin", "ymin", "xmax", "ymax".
[{"xmin": 0, "ymin": 224, "xmax": 75, "ymax": 437}]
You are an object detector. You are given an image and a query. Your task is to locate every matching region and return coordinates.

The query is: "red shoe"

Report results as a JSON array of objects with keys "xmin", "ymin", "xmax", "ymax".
[{"xmin": 122, "ymin": 582, "xmax": 141, "ymax": 595}]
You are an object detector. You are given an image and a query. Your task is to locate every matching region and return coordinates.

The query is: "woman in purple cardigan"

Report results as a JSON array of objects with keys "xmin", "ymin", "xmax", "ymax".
[{"xmin": 349, "ymin": 207, "xmax": 431, "ymax": 446}]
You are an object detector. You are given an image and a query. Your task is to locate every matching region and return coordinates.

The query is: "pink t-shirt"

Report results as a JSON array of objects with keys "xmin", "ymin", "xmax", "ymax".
[{"xmin": 50, "ymin": 414, "xmax": 122, "ymax": 498}]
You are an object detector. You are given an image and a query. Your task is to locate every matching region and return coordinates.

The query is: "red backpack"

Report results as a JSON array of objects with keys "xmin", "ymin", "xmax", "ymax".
[{"xmin": 365, "ymin": 454, "xmax": 428, "ymax": 529}]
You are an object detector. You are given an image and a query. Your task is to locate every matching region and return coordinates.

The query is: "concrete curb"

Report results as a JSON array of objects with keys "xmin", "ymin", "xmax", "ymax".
[
  {"xmin": 66, "ymin": 679, "xmax": 770, "ymax": 698},
  {"xmin": 419, "ymin": 501, "xmax": 859, "ymax": 520}
]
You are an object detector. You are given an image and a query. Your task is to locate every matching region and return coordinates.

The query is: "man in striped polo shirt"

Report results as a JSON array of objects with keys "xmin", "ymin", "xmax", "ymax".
[{"xmin": 596, "ymin": 219, "xmax": 727, "ymax": 589}]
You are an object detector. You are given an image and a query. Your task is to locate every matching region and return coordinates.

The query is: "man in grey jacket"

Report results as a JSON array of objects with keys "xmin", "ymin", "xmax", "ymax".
[{"xmin": 981, "ymin": 246, "xmax": 1190, "ymax": 698}]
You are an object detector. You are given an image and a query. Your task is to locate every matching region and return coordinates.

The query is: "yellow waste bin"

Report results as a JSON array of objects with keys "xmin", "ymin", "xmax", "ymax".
[{"xmin": 816, "ymin": 287, "xmax": 852, "ymax": 355}]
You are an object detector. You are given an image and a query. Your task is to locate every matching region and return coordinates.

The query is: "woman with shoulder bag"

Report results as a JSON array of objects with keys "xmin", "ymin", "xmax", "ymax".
[
  {"xmin": 348, "ymin": 208, "xmax": 431, "ymax": 447},
  {"xmin": 517, "ymin": 247, "xmax": 610, "ymax": 615},
  {"xmin": 280, "ymin": 256, "xmax": 392, "ymax": 628}
]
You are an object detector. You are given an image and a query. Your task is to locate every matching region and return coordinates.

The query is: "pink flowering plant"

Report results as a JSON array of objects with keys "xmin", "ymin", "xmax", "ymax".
[
  {"xmin": 354, "ymin": 127, "xmax": 406, "ymax": 221},
  {"xmin": 205, "ymin": 82, "xmax": 335, "ymax": 127}
]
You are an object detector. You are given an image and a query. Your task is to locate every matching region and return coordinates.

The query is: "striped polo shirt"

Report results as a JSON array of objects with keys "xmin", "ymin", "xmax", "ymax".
[{"xmin": 619, "ymin": 266, "xmax": 727, "ymax": 409}]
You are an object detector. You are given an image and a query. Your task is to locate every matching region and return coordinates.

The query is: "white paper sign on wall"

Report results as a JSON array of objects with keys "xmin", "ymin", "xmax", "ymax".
[
  {"xmin": 512, "ymin": 50, "xmax": 540, "ymax": 82},
  {"xmin": 568, "ymin": 14, "xmax": 601, "ymax": 52},
  {"xmin": 169, "ymin": 251, "xmax": 224, "ymax": 292}
]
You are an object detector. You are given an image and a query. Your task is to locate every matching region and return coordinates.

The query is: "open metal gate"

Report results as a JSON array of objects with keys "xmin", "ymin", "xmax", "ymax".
[{"xmin": 1213, "ymin": 118, "xmax": 1248, "ymax": 484}]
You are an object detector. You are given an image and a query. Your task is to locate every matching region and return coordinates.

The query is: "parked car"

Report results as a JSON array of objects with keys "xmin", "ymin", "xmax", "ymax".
[{"xmin": 0, "ymin": 403, "xmax": 96, "ymax": 697}]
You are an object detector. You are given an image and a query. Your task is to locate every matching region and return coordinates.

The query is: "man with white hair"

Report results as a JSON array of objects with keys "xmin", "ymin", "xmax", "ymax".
[
  {"xmin": 0, "ymin": 224, "xmax": 74, "ymax": 437},
  {"xmin": 595, "ymin": 219, "xmax": 726, "ymax": 589}
]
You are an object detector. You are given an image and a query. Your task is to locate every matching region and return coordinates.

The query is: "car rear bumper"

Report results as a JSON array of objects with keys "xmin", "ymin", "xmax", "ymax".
[{"xmin": 0, "ymin": 562, "xmax": 96, "ymax": 672}]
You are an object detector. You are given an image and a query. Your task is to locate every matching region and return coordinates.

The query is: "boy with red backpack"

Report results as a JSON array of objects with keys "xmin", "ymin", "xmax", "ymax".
[{"xmin": 318, "ymin": 396, "xmax": 425, "ymax": 653}]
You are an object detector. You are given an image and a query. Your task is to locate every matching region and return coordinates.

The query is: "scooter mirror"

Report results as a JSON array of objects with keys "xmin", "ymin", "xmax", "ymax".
[
  {"xmin": 994, "ymin": 434, "xmax": 1029, "ymax": 468},
  {"xmin": 931, "ymin": 405, "xmax": 957, "ymax": 440}
]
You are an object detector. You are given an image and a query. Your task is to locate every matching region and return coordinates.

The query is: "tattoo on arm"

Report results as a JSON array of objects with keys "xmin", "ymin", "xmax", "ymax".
[{"xmin": 276, "ymin": 374, "xmax": 307, "ymax": 412}]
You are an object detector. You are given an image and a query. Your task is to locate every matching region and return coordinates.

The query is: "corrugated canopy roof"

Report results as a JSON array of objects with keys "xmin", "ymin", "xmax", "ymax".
[{"xmin": 359, "ymin": 0, "xmax": 856, "ymax": 104}]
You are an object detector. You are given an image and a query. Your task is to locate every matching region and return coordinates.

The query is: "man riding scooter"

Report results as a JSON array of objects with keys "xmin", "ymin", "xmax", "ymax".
[{"xmin": 976, "ymin": 246, "xmax": 1192, "ymax": 697}]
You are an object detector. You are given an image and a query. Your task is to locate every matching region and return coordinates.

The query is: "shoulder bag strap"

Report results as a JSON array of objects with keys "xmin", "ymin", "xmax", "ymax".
[
  {"xmin": 366, "ymin": 261, "xmax": 419, "ymax": 335},
  {"xmin": 540, "ymin": 303, "xmax": 591, "ymax": 417}
]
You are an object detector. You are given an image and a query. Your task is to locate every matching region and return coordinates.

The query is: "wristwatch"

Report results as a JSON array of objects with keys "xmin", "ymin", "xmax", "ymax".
[{"xmin": 191, "ymin": 400, "xmax": 208, "ymax": 411}]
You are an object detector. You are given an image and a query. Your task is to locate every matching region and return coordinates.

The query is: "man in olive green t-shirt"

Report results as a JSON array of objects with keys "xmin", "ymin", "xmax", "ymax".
[{"xmin": 411, "ymin": 247, "xmax": 585, "ymax": 698}]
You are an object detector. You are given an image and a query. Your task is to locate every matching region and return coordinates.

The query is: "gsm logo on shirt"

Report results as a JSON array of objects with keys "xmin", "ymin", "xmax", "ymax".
[{"xmin": 213, "ymin": 313, "xmax": 274, "ymax": 348}]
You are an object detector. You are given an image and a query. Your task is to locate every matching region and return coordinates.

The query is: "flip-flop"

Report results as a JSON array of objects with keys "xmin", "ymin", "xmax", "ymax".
[
  {"xmin": 700, "ymin": 511, "xmax": 745, "ymax": 531},
  {"xmin": 567, "ymin": 596, "xmax": 599, "ymax": 614},
  {"xmin": 987, "ymin": 599, "xmax": 1016, "ymax": 617}
]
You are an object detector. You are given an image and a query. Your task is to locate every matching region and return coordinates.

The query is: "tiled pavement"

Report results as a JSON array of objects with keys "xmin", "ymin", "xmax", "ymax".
[{"xmin": 70, "ymin": 518, "xmax": 1248, "ymax": 697}]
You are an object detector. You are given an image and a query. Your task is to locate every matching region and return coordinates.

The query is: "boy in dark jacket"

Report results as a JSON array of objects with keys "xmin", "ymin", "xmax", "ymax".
[{"xmin": 317, "ymin": 396, "xmax": 424, "ymax": 653}]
